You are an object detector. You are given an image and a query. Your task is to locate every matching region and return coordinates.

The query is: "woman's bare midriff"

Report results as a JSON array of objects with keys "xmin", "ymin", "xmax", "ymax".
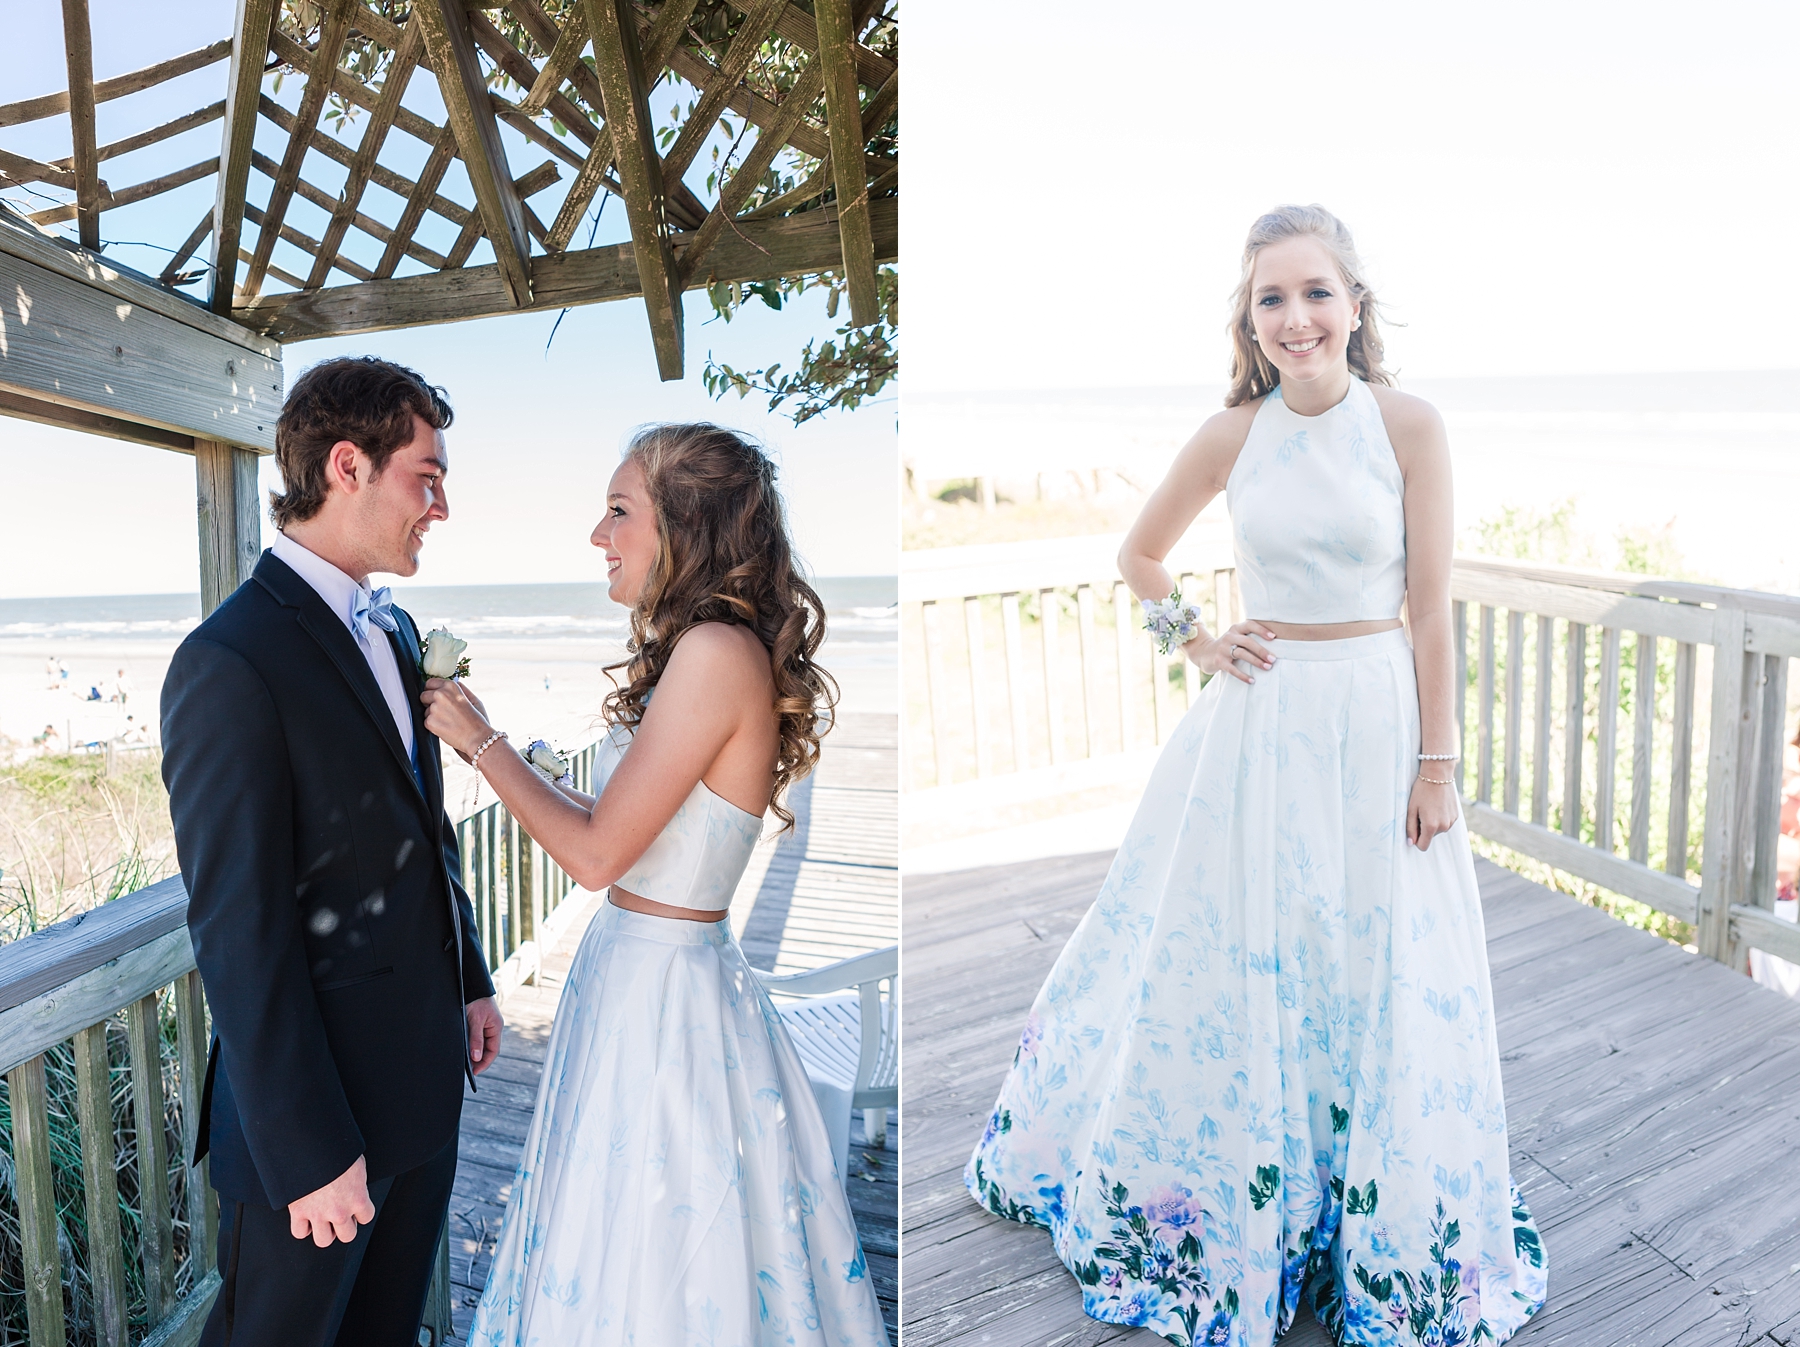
[
  {"xmin": 1255, "ymin": 617, "xmax": 1404, "ymax": 642},
  {"xmin": 607, "ymin": 886, "xmax": 729, "ymax": 923}
]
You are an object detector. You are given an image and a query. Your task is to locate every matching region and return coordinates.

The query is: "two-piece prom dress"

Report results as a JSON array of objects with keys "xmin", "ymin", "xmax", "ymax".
[
  {"xmin": 966, "ymin": 378, "xmax": 1548, "ymax": 1346},
  {"xmin": 469, "ymin": 725, "xmax": 890, "ymax": 1347}
]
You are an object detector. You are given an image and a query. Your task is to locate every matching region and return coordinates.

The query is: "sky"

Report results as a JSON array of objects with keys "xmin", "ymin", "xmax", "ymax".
[
  {"xmin": 909, "ymin": 0, "xmax": 1800, "ymax": 392},
  {"xmin": 0, "ymin": 1, "xmax": 896, "ymax": 597}
]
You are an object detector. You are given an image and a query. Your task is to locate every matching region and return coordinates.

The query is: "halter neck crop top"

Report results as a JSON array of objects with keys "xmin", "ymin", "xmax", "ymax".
[
  {"xmin": 1225, "ymin": 376, "xmax": 1407, "ymax": 623},
  {"xmin": 590, "ymin": 724, "xmax": 763, "ymax": 911}
]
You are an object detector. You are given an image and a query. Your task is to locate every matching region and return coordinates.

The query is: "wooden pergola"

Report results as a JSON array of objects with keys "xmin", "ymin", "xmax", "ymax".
[{"xmin": 0, "ymin": 0, "xmax": 898, "ymax": 610}]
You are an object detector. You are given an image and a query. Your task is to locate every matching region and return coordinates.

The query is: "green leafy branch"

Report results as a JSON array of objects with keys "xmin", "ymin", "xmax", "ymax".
[{"xmin": 703, "ymin": 266, "xmax": 898, "ymax": 423}]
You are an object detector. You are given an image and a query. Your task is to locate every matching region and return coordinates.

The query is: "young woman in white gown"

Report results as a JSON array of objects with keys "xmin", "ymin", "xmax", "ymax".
[
  {"xmin": 965, "ymin": 207, "xmax": 1548, "ymax": 1346},
  {"xmin": 422, "ymin": 424, "xmax": 889, "ymax": 1346}
]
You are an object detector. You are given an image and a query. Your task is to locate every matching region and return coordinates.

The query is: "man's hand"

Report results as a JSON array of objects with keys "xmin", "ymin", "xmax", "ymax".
[
  {"xmin": 288, "ymin": 1155, "xmax": 374, "ymax": 1247},
  {"xmin": 466, "ymin": 996, "xmax": 503, "ymax": 1076}
]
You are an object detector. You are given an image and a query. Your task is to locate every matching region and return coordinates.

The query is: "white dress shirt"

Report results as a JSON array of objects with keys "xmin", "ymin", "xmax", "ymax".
[{"xmin": 271, "ymin": 531, "xmax": 416, "ymax": 760}]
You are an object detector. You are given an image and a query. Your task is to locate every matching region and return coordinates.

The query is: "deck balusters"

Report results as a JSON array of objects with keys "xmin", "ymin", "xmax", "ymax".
[
  {"xmin": 8, "ymin": 1054, "xmax": 66, "ymax": 1345},
  {"xmin": 1477, "ymin": 605, "xmax": 1496, "ymax": 805},
  {"xmin": 1532, "ymin": 616, "xmax": 1553, "ymax": 826},
  {"xmin": 963, "ymin": 596, "xmax": 991, "ymax": 777},
  {"xmin": 920, "ymin": 600, "xmax": 946, "ymax": 785},
  {"xmin": 1628, "ymin": 633, "xmax": 1657, "ymax": 865},
  {"xmin": 1563, "ymin": 621, "xmax": 1587, "ymax": 839},
  {"xmin": 1000, "ymin": 592, "xmax": 1029, "ymax": 772},
  {"xmin": 1453, "ymin": 599, "xmax": 1467, "ymax": 795},
  {"xmin": 1504, "ymin": 609, "xmax": 1524, "ymax": 815},
  {"xmin": 1075, "ymin": 585, "xmax": 1097, "ymax": 757},
  {"xmin": 1594, "ymin": 627, "xmax": 1623, "ymax": 852},
  {"xmin": 1668, "ymin": 641, "xmax": 1696, "ymax": 878},
  {"xmin": 1039, "ymin": 588, "xmax": 1065, "ymax": 764},
  {"xmin": 1112, "ymin": 582, "xmax": 1134, "ymax": 752},
  {"xmin": 126, "ymin": 991, "xmax": 175, "ymax": 1321}
]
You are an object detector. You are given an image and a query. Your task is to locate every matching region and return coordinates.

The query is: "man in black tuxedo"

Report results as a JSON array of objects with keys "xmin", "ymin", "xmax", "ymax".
[{"xmin": 162, "ymin": 356, "xmax": 504, "ymax": 1346}]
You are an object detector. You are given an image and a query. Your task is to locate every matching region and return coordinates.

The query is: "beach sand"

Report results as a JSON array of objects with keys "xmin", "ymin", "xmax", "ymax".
[{"xmin": 0, "ymin": 634, "xmax": 896, "ymax": 819}]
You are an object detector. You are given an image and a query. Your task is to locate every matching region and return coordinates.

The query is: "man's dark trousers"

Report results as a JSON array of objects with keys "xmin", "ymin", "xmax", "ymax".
[{"xmin": 199, "ymin": 1139, "xmax": 457, "ymax": 1347}]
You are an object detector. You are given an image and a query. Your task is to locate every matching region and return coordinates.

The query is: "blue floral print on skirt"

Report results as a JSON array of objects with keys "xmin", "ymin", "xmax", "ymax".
[
  {"xmin": 966, "ymin": 630, "xmax": 1547, "ymax": 1346},
  {"xmin": 469, "ymin": 904, "xmax": 889, "ymax": 1347}
]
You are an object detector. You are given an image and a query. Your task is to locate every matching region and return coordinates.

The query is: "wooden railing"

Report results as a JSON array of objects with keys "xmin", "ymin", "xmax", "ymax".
[
  {"xmin": 901, "ymin": 544, "xmax": 1800, "ymax": 974},
  {"xmin": 454, "ymin": 738, "xmax": 600, "ymax": 996},
  {"xmin": 0, "ymin": 735, "xmax": 602, "ymax": 1346}
]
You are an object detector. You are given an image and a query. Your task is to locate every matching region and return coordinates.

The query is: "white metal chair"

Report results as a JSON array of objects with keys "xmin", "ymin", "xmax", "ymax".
[{"xmin": 762, "ymin": 944, "xmax": 899, "ymax": 1184}]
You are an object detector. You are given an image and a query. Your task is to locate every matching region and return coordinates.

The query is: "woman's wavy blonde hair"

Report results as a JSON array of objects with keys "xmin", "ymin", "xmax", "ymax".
[
  {"xmin": 601, "ymin": 423, "xmax": 837, "ymax": 833},
  {"xmin": 1225, "ymin": 204, "xmax": 1394, "ymax": 407}
]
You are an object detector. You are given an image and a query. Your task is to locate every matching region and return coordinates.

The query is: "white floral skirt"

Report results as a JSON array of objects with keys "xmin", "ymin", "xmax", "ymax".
[
  {"xmin": 469, "ymin": 904, "xmax": 889, "ymax": 1347},
  {"xmin": 966, "ymin": 629, "xmax": 1548, "ymax": 1347}
]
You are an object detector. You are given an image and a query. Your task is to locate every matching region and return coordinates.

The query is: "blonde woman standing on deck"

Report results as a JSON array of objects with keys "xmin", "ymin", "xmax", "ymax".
[{"xmin": 966, "ymin": 207, "xmax": 1548, "ymax": 1346}]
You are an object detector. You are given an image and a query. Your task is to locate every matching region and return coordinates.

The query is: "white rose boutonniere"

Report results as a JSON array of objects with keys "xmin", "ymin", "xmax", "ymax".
[{"xmin": 420, "ymin": 627, "xmax": 471, "ymax": 680}]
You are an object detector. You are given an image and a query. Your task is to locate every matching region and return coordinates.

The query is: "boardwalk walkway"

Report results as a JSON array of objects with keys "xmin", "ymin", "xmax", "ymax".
[
  {"xmin": 903, "ymin": 850, "xmax": 1800, "ymax": 1347},
  {"xmin": 444, "ymin": 712, "xmax": 899, "ymax": 1341}
]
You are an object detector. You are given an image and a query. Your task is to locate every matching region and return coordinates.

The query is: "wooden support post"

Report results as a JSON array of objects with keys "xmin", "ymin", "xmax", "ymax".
[
  {"xmin": 127, "ymin": 992, "xmax": 176, "ymax": 1322},
  {"xmin": 814, "ymin": 0, "xmax": 879, "ymax": 325},
  {"xmin": 584, "ymin": 0, "xmax": 684, "ymax": 379},
  {"xmin": 1696, "ymin": 610, "xmax": 1750, "ymax": 964},
  {"xmin": 7, "ymin": 1054, "xmax": 68, "ymax": 1346},
  {"xmin": 196, "ymin": 440, "xmax": 262, "ymax": 615},
  {"xmin": 211, "ymin": 0, "xmax": 280, "ymax": 313},
  {"xmin": 75, "ymin": 1022, "xmax": 130, "ymax": 1347},
  {"xmin": 417, "ymin": 0, "xmax": 534, "ymax": 308},
  {"xmin": 61, "ymin": 0, "xmax": 102, "ymax": 250}
]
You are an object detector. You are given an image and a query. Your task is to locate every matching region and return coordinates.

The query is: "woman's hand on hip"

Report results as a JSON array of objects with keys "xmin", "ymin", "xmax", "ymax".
[
  {"xmin": 1407, "ymin": 776, "xmax": 1460, "ymax": 851},
  {"xmin": 421, "ymin": 678, "xmax": 493, "ymax": 761},
  {"xmin": 1187, "ymin": 621, "xmax": 1278, "ymax": 684}
]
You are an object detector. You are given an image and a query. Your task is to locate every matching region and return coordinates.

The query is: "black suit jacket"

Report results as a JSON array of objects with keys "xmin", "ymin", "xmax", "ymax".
[{"xmin": 161, "ymin": 551, "xmax": 493, "ymax": 1209}]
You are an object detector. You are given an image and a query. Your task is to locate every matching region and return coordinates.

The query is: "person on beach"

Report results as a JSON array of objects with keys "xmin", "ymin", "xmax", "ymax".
[
  {"xmin": 965, "ymin": 206, "xmax": 1548, "ymax": 1345},
  {"xmin": 161, "ymin": 356, "xmax": 502, "ymax": 1347},
  {"xmin": 420, "ymin": 425, "xmax": 889, "ymax": 1346}
]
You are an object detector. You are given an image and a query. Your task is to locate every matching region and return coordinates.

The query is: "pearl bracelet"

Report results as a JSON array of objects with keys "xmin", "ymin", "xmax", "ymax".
[
  {"xmin": 1418, "ymin": 752, "xmax": 1459, "ymax": 761},
  {"xmin": 469, "ymin": 730, "xmax": 508, "ymax": 806}
]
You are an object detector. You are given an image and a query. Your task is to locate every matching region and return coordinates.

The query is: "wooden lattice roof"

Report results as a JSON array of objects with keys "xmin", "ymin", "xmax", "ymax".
[{"xmin": 0, "ymin": 0, "xmax": 898, "ymax": 379}]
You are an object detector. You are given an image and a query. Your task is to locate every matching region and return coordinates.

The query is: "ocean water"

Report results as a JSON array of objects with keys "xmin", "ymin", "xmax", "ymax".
[
  {"xmin": 905, "ymin": 370, "xmax": 1800, "ymax": 593},
  {"xmin": 0, "ymin": 576, "xmax": 898, "ymax": 648}
]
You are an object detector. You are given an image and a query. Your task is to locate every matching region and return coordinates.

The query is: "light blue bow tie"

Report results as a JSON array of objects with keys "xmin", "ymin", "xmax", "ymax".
[{"xmin": 351, "ymin": 586, "xmax": 397, "ymax": 643}]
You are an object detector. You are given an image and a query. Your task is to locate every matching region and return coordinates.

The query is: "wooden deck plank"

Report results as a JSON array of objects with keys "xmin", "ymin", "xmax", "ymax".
[
  {"xmin": 444, "ymin": 715, "xmax": 897, "ymax": 1339},
  {"xmin": 902, "ymin": 851, "xmax": 1800, "ymax": 1346}
]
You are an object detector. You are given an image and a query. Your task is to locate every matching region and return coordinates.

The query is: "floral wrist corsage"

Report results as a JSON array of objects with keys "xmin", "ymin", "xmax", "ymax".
[
  {"xmin": 420, "ymin": 627, "xmax": 471, "ymax": 680},
  {"xmin": 1140, "ymin": 589, "xmax": 1203, "ymax": 655},
  {"xmin": 524, "ymin": 739, "xmax": 572, "ymax": 786}
]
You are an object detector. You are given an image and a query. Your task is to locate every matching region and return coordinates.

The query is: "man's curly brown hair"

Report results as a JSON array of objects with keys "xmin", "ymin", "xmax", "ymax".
[
  {"xmin": 271, "ymin": 356, "xmax": 453, "ymax": 530},
  {"xmin": 601, "ymin": 424, "xmax": 838, "ymax": 834}
]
